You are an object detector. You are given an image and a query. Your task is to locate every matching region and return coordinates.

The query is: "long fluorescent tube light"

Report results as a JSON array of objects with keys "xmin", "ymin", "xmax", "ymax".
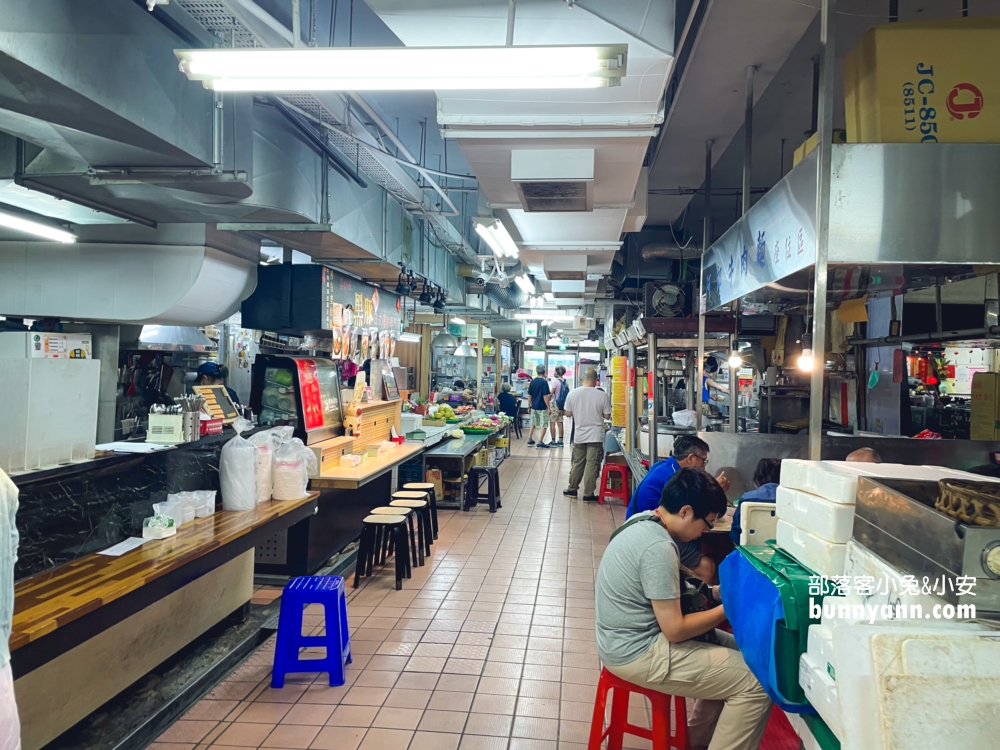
[
  {"xmin": 451, "ymin": 317, "xmax": 466, "ymax": 325},
  {"xmin": 175, "ymin": 45, "xmax": 627, "ymax": 92},
  {"xmin": 399, "ymin": 332, "xmax": 422, "ymax": 343},
  {"xmin": 514, "ymin": 274, "xmax": 535, "ymax": 294},
  {"xmin": 473, "ymin": 217, "xmax": 519, "ymax": 259},
  {"xmin": 515, "ymin": 313, "xmax": 574, "ymax": 321},
  {"xmin": 0, "ymin": 210, "xmax": 75, "ymax": 243}
]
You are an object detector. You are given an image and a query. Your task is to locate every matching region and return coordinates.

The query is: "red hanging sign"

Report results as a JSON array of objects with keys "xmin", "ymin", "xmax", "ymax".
[
  {"xmin": 295, "ymin": 358, "xmax": 324, "ymax": 430},
  {"xmin": 629, "ymin": 367, "xmax": 636, "ymax": 388}
]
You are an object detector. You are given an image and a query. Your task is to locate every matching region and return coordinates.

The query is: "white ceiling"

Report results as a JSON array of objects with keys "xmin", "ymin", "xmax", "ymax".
[
  {"xmin": 365, "ymin": 0, "xmax": 673, "ymax": 309},
  {"xmin": 647, "ymin": 0, "xmax": 817, "ymax": 227}
]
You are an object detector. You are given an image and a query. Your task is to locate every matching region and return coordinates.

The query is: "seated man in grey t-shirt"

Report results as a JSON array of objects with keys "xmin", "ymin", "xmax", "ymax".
[{"xmin": 594, "ymin": 468, "xmax": 771, "ymax": 750}]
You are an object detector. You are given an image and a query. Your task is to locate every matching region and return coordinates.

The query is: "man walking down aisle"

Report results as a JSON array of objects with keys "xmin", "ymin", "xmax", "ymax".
[
  {"xmin": 0, "ymin": 469, "xmax": 21, "ymax": 750},
  {"xmin": 548, "ymin": 366, "xmax": 567, "ymax": 447},
  {"xmin": 526, "ymin": 364, "xmax": 551, "ymax": 448},
  {"xmin": 562, "ymin": 368, "xmax": 611, "ymax": 502}
]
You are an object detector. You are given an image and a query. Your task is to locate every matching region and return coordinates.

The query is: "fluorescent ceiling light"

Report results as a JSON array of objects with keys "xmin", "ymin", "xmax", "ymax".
[
  {"xmin": 514, "ymin": 274, "xmax": 535, "ymax": 294},
  {"xmin": 0, "ymin": 209, "xmax": 75, "ymax": 243},
  {"xmin": 515, "ymin": 313, "xmax": 573, "ymax": 321},
  {"xmin": 451, "ymin": 317, "xmax": 466, "ymax": 325},
  {"xmin": 399, "ymin": 332, "xmax": 422, "ymax": 343},
  {"xmin": 175, "ymin": 45, "xmax": 627, "ymax": 91},
  {"xmin": 473, "ymin": 217, "xmax": 519, "ymax": 259}
]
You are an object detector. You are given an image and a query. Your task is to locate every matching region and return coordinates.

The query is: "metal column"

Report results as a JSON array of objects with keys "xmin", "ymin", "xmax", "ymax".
[
  {"xmin": 730, "ymin": 65, "xmax": 755, "ymax": 435},
  {"xmin": 648, "ymin": 334, "xmax": 658, "ymax": 464},
  {"xmin": 627, "ymin": 343, "xmax": 638, "ymax": 455},
  {"xmin": 808, "ymin": 0, "xmax": 836, "ymax": 460},
  {"xmin": 696, "ymin": 139, "xmax": 713, "ymax": 431}
]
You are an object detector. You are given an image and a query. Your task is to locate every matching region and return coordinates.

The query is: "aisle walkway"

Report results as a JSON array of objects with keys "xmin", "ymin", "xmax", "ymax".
[{"xmin": 151, "ymin": 437, "xmax": 634, "ymax": 750}]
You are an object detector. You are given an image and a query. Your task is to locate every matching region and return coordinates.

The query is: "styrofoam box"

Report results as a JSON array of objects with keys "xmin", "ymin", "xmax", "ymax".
[
  {"xmin": 776, "ymin": 519, "xmax": 846, "ymax": 578},
  {"xmin": 739, "ymin": 501, "xmax": 778, "ymax": 546},
  {"xmin": 807, "ymin": 623, "xmax": 837, "ymax": 682},
  {"xmin": 776, "ymin": 486, "xmax": 855, "ymax": 544},
  {"xmin": 779, "ymin": 460, "xmax": 998, "ymax": 507},
  {"xmin": 843, "ymin": 540, "xmax": 945, "ymax": 615},
  {"xmin": 799, "ymin": 653, "xmax": 842, "ymax": 740},
  {"xmin": 834, "ymin": 621, "xmax": 1000, "ymax": 750}
]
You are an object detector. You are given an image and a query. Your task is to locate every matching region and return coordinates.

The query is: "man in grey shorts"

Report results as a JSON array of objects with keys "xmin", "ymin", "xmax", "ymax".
[{"xmin": 595, "ymin": 468, "xmax": 771, "ymax": 750}]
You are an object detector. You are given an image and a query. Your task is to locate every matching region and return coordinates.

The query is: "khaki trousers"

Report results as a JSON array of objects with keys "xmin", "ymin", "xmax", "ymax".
[
  {"xmin": 568, "ymin": 442, "xmax": 603, "ymax": 497},
  {"xmin": 605, "ymin": 631, "xmax": 771, "ymax": 750}
]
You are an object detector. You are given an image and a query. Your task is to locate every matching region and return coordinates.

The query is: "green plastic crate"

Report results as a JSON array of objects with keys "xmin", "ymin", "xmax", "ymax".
[{"xmin": 734, "ymin": 544, "xmax": 835, "ymax": 706}]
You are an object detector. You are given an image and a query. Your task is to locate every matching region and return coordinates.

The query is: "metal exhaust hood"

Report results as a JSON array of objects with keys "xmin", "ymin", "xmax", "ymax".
[{"xmin": 137, "ymin": 325, "xmax": 218, "ymax": 353}]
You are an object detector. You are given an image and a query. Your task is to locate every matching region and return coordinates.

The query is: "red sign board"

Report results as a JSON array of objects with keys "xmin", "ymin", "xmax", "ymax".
[{"xmin": 295, "ymin": 358, "xmax": 324, "ymax": 430}]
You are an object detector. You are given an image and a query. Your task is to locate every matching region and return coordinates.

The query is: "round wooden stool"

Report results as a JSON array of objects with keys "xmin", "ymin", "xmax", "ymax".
[
  {"xmin": 370, "ymin": 506, "xmax": 419, "ymax": 570},
  {"xmin": 403, "ymin": 482, "xmax": 439, "ymax": 538},
  {"xmin": 354, "ymin": 515, "xmax": 409, "ymax": 590},
  {"xmin": 391, "ymin": 492, "xmax": 432, "ymax": 561}
]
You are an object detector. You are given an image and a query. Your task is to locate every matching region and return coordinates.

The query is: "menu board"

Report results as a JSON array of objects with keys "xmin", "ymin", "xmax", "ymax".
[
  {"xmin": 321, "ymin": 268, "xmax": 402, "ymax": 334},
  {"xmin": 193, "ymin": 385, "xmax": 240, "ymax": 423},
  {"xmin": 611, "ymin": 356, "xmax": 628, "ymax": 427},
  {"xmin": 382, "ymin": 363, "xmax": 400, "ymax": 401}
]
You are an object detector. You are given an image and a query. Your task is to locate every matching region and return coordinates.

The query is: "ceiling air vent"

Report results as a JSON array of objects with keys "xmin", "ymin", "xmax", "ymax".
[{"xmin": 511, "ymin": 149, "xmax": 594, "ymax": 213}]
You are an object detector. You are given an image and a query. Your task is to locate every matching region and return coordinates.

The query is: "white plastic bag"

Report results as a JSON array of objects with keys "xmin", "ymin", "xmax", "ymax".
[
  {"xmin": 220, "ymin": 418, "xmax": 258, "ymax": 511},
  {"xmin": 672, "ymin": 409, "xmax": 698, "ymax": 428},
  {"xmin": 247, "ymin": 427, "xmax": 293, "ymax": 504},
  {"xmin": 272, "ymin": 438, "xmax": 318, "ymax": 500}
]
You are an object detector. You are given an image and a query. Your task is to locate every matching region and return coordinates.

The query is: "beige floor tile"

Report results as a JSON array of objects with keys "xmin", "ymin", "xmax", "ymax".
[
  {"xmin": 357, "ymin": 728, "xmax": 413, "ymax": 750},
  {"xmin": 417, "ymin": 709, "xmax": 469, "ymax": 734}
]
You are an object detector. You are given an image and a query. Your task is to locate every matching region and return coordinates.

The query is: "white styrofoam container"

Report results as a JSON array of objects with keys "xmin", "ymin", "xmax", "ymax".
[
  {"xmin": 776, "ymin": 486, "xmax": 856, "ymax": 544},
  {"xmin": 820, "ymin": 596, "xmax": 849, "ymax": 626},
  {"xmin": 739, "ymin": 501, "xmax": 778, "ymax": 546},
  {"xmin": 400, "ymin": 413, "xmax": 423, "ymax": 435},
  {"xmin": 779, "ymin": 460, "xmax": 859, "ymax": 504},
  {"xmin": 776, "ymin": 519, "xmax": 847, "ymax": 577},
  {"xmin": 807, "ymin": 623, "xmax": 837, "ymax": 682},
  {"xmin": 834, "ymin": 622, "xmax": 1000, "ymax": 750},
  {"xmin": 799, "ymin": 653, "xmax": 842, "ymax": 739},
  {"xmin": 779, "ymin": 460, "xmax": 999, "ymax": 507},
  {"xmin": 843, "ymin": 540, "xmax": 945, "ymax": 617}
]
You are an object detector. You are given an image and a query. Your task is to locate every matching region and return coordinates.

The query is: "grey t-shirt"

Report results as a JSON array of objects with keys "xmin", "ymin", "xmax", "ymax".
[{"xmin": 594, "ymin": 512, "xmax": 680, "ymax": 666}]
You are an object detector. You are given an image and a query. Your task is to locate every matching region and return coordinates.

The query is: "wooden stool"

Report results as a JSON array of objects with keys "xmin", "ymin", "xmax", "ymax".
[
  {"xmin": 370, "ymin": 506, "xmax": 419, "ymax": 571},
  {"xmin": 588, "ymin": 667, "xmax": 690, "ymax": 750},
  {"xmin": 443, "ymin": 477, "xmax": 463, "ymax": 506},
  {"xmin": 354, "ymin": 515, "xmax": 409, "ymax": 590},
  {"xmin": 403, "ymin": 482, "xmax": 439, "ymax": 538},
  {"xmin": 391, "ymin": 492, "xmax": 432, "ymax": 560}
]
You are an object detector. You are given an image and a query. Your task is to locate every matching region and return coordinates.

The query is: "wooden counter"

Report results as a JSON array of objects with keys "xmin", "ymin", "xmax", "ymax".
[
  {"xmin": 12, "ymin": 493, "xmax": 319, "ymax": 750},
  {"xmin": 12, "ymin": 492, "xmax": 318, "ymax": 663},
  {"xmin": 310, "ymin": 442, "xmax": 425, "ymax": 490}
]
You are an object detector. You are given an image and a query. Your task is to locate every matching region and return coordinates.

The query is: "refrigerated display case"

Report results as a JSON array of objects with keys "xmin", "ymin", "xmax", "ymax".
[{"xmin": 249, "ymin": 355, "xmax": 344, "ymax": 444}]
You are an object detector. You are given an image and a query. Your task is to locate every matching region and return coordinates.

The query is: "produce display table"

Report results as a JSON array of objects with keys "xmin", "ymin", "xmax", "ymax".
[{"xmin": 424, "ymin": 433, "xmax": 491, "ymax": 508}]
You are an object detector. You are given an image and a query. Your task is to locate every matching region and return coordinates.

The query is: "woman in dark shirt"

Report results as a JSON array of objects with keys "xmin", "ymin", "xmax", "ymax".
[{"xmin": 497, "ymin": 383, "xmax": 521, "ymax": 437}]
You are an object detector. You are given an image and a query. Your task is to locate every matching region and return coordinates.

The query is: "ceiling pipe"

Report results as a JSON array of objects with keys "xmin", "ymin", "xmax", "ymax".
[
  {"xmin": 346, "ymin": 94, "xmax": 462, "ymax": 218},
  {"xmin": 639, "ymin": 243, "xmax": 692, "ymax": 261},
  {"xmin": 268, "ymin": 96, "xmax": 368, "ymax": 188},
  {"xmin": 848, "ymin": 326, "xmax": 1000, "ymax": 347}
]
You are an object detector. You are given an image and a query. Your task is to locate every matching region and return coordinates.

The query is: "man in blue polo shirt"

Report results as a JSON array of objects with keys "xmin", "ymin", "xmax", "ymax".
[{"xmin": 626, "ymin": 435, "xmax": 730, "ymax": 583}]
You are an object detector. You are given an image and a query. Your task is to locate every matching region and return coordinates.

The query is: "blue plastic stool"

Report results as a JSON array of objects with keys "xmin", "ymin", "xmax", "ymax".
[{"xmin": 271, "ymin": 576, "xmax": 352, "ymax": 688}]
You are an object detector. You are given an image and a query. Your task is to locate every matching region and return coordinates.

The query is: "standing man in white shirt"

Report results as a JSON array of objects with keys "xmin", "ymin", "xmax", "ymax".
[{"xmin": 562, "ymin": 368, "xmax": 612, "ymax": 501}]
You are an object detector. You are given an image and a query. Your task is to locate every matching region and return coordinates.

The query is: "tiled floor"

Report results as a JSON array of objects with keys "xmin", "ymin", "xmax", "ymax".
[{"xmin": 148, "ymin": 432, "xmax": 638, "ymax": 750}]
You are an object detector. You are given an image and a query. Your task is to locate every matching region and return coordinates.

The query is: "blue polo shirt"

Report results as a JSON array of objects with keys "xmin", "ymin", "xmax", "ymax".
[{"xmin": 626, "ymin": 457, "xmax": 680, "ymax": 519}]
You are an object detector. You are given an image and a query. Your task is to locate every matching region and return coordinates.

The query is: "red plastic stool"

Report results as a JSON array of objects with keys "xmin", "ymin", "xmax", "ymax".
[
  {"xmin": 588, "ymin": 667, "xmax": 690, "ymax": 750},
  {"xmin": 598, "ymin": 463, "xmax": 630, "ymax": 506}
]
